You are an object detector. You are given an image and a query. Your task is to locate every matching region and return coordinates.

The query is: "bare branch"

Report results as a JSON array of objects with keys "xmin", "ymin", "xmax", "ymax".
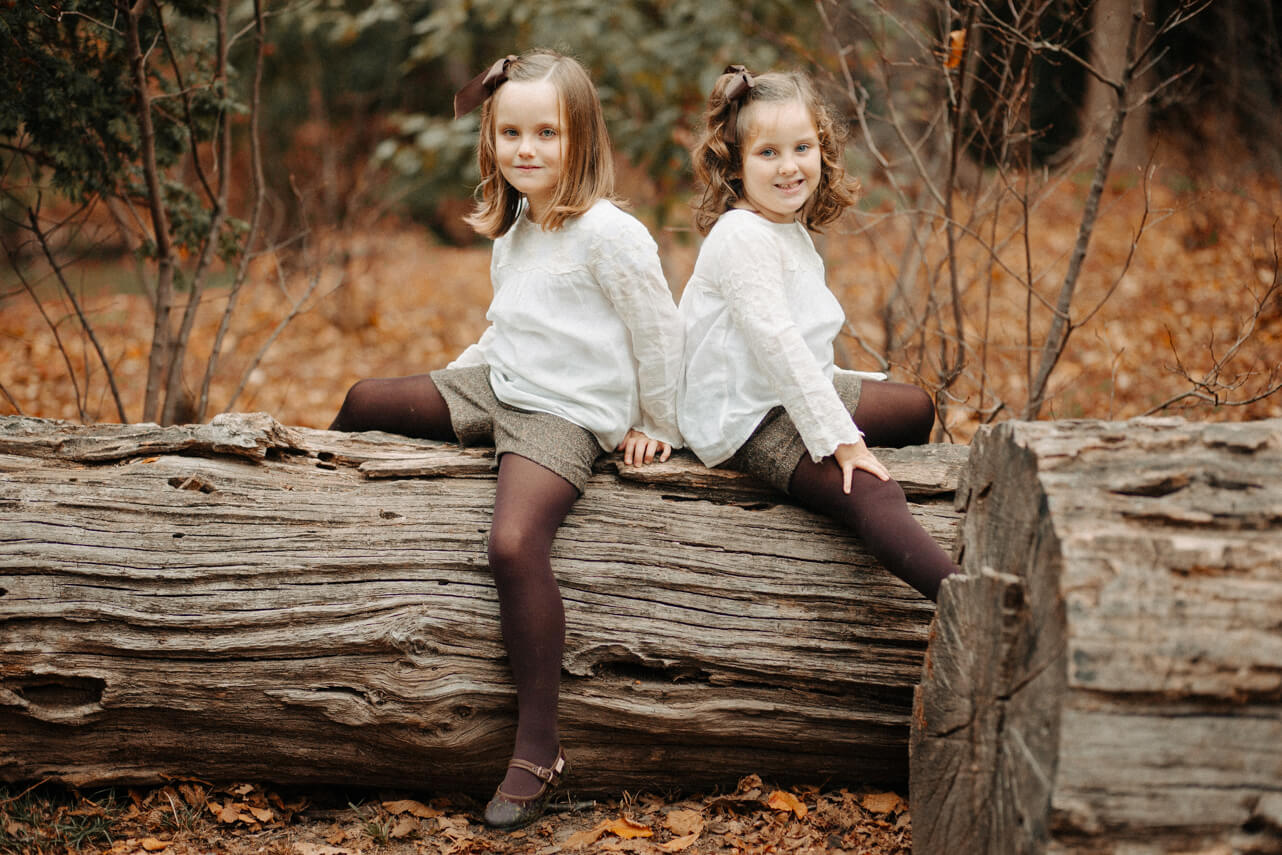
[
  {"xmin": 0, "ymin": 379, "xmax": 22, "ymax": 415},
  {"xmin": 1023, "ymin": 1, "xmax": 1146, "ymax": 419},
  {"xmin": 1143, "ymin": 226, "xmax": 1282, "ymax": 415},
  {"xmin": 162, "ymin": 0, "xmax": 232, "ymax": 425},
  {"xmin": 1073, "ymin": 163, "xmax": 1156, "ymax": 330},
  {"xmin": 6, "ymin": 230, "xmax": 85, "ymax": 422},
  {"xmin": 24, "ymin": 208, "xmax": 128, "ymax": 423},
  {"xmin": 199, "ymin": 0, "xmax": 269, "ymax": 421}
]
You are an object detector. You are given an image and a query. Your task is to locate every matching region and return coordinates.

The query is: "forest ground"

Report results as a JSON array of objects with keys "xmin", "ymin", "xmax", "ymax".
[
  {"xmin": 1, "ymin": 774, "xmax": 910, "ymax": 855},
  {"xmin": 3, "ymin": 153, "xmax": 1281, "ymax": 434},
  {"xmin": 2, "ymin": 147, "xmax": 1281, "ymax": 855}
]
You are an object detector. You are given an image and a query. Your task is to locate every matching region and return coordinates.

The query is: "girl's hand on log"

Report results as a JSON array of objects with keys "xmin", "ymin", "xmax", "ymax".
[
  {"xmin": 618, "ymin": 429, "xmax": 671, "ymax": 466},
  {"xmin": 833, "ymin": 440, "xmax": 889, "ymax": 493}
]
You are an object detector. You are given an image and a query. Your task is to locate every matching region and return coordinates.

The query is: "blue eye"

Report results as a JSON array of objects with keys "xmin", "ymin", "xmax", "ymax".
[
  {"xmin": 797, "ymin": 143, "xmax": 811, "ymax": 153},
  {"xmin": 540, "ymin": 128, "xmax": 557, "ymax": 137},
  {"xmin": 760, "ymin": 148, "xmax": 776, "ymax": 157}
]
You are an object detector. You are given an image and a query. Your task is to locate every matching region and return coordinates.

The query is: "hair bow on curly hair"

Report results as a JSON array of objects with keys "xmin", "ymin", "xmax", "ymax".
[
  {"xmin": 453, "ymin": 54, "xmax": 518, "ymax": 119},
  {"xmin": 721, "ymin": 64, "xmax": 755, "ymax": 142}
]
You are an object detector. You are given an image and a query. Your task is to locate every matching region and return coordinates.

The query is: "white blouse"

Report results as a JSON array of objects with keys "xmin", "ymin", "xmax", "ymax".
[
  {"xmin": 449, "ymin": 199, "xmax": 682, "ymax": 452},
  {"xmin": 678, "ymin": 209, "xmax": 864, "ymax": 467}
]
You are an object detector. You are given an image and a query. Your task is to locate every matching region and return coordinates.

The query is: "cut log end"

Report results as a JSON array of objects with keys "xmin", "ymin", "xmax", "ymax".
[{"xmin": 912, "ymin": 418, "xmax": 1282, "ymax": 854}]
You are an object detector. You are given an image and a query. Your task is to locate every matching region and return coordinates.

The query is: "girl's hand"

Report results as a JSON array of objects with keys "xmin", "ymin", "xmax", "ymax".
[
  {"xmin": 833, "ymin": 439, "xmax": 889, "ymax": 493},
  {"xmin": 618, "ymin": 429, "xmax": 671, "ymax": 465}
]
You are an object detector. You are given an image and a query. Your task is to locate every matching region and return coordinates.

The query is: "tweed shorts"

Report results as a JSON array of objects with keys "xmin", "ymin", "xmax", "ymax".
[
  {"xmin": 429, "ymin": 364, "xmax": 602, "ymax": 493},
  {"xmin": 722, "ymin": 372, "xmax": 864, "ymax": 494}
]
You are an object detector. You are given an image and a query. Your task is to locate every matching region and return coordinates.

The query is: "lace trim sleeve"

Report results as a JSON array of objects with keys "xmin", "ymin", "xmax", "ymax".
[{"xmin": 589, "ymin": 219, "xmax": 683, "ymax": 447}]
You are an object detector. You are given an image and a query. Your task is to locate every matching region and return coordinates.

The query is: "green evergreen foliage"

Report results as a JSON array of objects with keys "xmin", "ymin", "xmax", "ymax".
[
  {"xmin": 1, "ymin": 2, "xmax": 140, "ymax": 199},
  {"xmin": 3, "ymin": 3, "xmax": 220, "ymax": 193}
]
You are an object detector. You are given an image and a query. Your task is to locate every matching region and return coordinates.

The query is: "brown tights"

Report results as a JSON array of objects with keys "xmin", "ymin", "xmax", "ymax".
[
  {"xmin": 786, "ymin": 381, "xmax": 960, "ymax": 601},
  {"xmin": 330, "ymin": 375, "xmax": 573, "ymax": 798}
]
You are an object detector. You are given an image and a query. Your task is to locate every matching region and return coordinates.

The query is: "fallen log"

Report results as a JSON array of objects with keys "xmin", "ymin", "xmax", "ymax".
[
  {"xmin": 910, "ymin": 418, "xmax": 1282, "ymax": 854},
  {"xmin": 0, "ymin": 413, "xmax": 965, "ymax": 796}
]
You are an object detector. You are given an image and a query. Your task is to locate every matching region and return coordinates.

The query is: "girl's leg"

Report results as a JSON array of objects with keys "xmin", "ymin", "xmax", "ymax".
[
  {"xmin": 329, "ymin": 374, "xmax": 456, "ymax": 441},
  {"xmin": 788, "ymin": 458, "xmax": 959, "ymax": 601},
  {"xmin": 792, "ymin": 380, "xmax": 956, "ymax": 600},
  {"xmin": 487, "ymin": 453, "xmax": 579, "ymax": 798},
  {"xmin": 850, "ymin": 380, "xmax": 936, "ymax": 448}
]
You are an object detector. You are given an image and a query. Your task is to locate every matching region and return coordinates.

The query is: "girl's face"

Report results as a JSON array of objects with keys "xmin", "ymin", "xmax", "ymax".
[
  {"xmin": 735, "ymin": 99, "xmax": 821, "ymax": 224},
  {"xmin": 493, "ymin": 79, "xmax": 565, "ymax": 219}
]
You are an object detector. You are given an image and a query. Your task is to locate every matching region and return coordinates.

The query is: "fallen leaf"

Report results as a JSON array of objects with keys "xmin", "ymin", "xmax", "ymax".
[
  {"xmin": 734, "ymin": 774, "xmax": 764, "ymax": 799},
  {"xmin": 249, "ymin": 805, "xmax": 275, "ymax": 823},
  {"xmin": 659, "ymin": 831, "xmax": 701, "ymax": 852},
  {"xmin": 389, "ymin": 816, "xmax": 420, "ymax": 839},
  {"xmin": 565, "ymin": 819, "xmax": 613, "ymax": 850},
  {"xmin": 600, "ymin": 840, "xmax": 648, "ymax": 852},
  {"xmin": 178, "ymin": 784, "xmax": 205, "ymax": 808},
  {"xmin": 293, "ymin": 843, "xmax": 354, "ymax": 855},
  {"xmin": 140, "ymin": 838, "xmax": 170, "ymax": 852},
  {"xmin": 663, "ymin": 808, "xmax": 704, "ymax": 837},
  {"xmin": 767, "ymin": 790, "xmax": 808, "ymax": 819},
  {"xmin": 861, "ymin": 791, "xmax": 904, "ymax": 814},
  {"xmin": 382, "ymin": 798, "xmax": 441, "ymax": 818},
  {"xmin": 436, "ymin": 814, "xmax": 470, "ymax": 832},
  {"xmin": 231, "ymin": 784, "xmax": 255, "ymax": 796},
  {"xmin": 605, "ymin": 816, "xmax": 653, "ymax": 840},
  {"xmin": 69, "ymin": 801, "xmax": 108, "ymax": 818}
]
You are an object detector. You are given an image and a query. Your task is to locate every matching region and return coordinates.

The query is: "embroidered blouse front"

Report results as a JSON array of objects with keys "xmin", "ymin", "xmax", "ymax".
[
  {"xmin": 678, "ymin": 209, "xmax": 862, "ymax": 467},
  {"xmin": 450, "ymin": 199, "xmax": 682, "ymax": 451}
]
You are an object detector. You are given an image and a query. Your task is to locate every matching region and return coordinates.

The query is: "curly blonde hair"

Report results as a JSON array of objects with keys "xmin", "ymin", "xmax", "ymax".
[
  {"xmin": 465, "ymin": 50, "xmax": 616, "ymax": 239},
  {"xmin": 691, "ymin": 68, "xmax": 859, "ymax": 236}
]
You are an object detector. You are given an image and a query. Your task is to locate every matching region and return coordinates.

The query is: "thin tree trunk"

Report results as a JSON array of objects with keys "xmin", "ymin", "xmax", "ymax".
[{"xmin": 123, "ymin": 0, "xmax": 177, "ymax": 424}]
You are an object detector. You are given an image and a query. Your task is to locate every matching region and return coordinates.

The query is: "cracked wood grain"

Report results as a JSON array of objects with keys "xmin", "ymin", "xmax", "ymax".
[{"xmin": 0, "ymin": 414, "xmax": 963, "ymax": 795}]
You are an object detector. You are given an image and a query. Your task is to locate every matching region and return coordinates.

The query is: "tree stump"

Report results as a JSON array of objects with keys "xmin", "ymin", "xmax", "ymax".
[
  {"xmin": 911, "ymin": 418, "xmax": 1282, "ymax": 854},
  {"xmin": 0, "ymin": 413, "xmax": 965, "ymax": 795}
]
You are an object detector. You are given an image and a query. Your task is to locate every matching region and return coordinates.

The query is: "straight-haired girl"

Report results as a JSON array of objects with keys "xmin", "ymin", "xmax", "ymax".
[{"xmin": 330, "ymin": 49, "xmax": 682, "ymax": 829}]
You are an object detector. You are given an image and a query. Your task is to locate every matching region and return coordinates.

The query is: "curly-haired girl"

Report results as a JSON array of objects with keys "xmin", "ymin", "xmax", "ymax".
[{"xmin": 679, "ymin": 65, "xmax": 958, "ymax": 601}]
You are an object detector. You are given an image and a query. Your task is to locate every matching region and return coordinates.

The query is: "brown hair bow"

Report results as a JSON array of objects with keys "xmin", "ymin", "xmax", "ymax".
[
  {"xmin": 453, "ymin": 54, "xmax": 518, "ymax": 119},
  {"xmin": 721, "ymin": 64, "xmax": 755, "ymax": 143}
]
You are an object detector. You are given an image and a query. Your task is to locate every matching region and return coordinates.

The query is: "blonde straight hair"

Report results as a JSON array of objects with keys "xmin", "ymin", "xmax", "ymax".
[{"xmin": 465, "ymin": 50, "xmax": 616, "ymax": 239}]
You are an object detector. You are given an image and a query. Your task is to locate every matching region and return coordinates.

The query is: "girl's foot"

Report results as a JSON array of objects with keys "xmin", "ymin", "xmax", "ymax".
[{"xmin": 483, "ymin": 747, "xmax": 568, "ymax": 830}]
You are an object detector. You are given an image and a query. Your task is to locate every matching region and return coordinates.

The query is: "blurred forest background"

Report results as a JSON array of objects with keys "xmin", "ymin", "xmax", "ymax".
[{"xmin": 2, "ymin": 0, "xmax": 1281, "ymax": 441}]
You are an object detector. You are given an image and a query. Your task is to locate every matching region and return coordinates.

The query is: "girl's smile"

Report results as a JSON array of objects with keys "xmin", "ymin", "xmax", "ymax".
[{"xmin": 735, "ymin": 99, "xmax": 822, "ymax": 224}]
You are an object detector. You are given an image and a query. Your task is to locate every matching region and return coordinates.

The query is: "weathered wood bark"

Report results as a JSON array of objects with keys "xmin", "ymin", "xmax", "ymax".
[
  {"xmin": 911, "ymin": 418, "xmax": 1282, "ymax": 854},
  {"xmin": 0, "ymin": 413, "xmax": 965, "ymax": 796}
]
